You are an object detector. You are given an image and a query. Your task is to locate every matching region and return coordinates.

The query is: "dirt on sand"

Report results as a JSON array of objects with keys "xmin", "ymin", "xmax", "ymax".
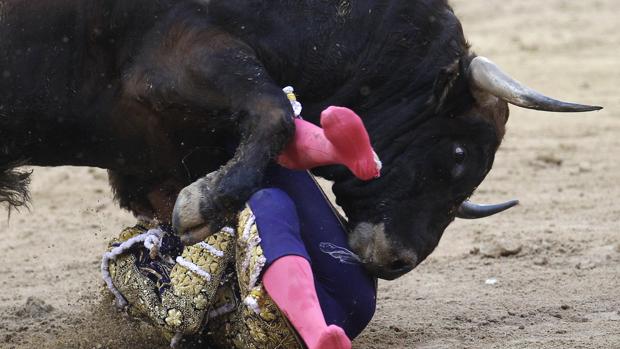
[{"xmin": 1, "ymin": 0, "xmax": 618, "ymax": 348}]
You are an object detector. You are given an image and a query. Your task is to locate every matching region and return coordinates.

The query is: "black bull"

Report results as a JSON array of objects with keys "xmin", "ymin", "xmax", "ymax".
[{"xmin": 0, "ymin": 0, "xmax": 600, "ymax": 280}]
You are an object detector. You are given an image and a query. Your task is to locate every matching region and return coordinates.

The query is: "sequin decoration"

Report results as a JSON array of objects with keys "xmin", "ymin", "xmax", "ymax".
[{"xmin": 105, "ymin": 207, "xmax": 303, "ymax": 348}]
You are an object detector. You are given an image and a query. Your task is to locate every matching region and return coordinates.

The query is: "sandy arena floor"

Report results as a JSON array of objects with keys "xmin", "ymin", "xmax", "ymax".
[{"xmin": 1, "ymin": 0, "xmax": 618, "ymax": 348}]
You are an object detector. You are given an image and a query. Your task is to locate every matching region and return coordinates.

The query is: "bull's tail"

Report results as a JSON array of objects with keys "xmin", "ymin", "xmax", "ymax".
[{"xmin": 0, "ymin": 161, "xmax": 31, "ymax": 210}]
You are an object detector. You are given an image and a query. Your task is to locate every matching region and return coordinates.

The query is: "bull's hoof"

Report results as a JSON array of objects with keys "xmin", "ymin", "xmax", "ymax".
[
  {"xmin": 172, "ymin": 175, "xmax": 213, "ymax": 241},
  {"xmin": 172, "ymin": 172, "xmax": 238, "ymax": 245},
  {"xmin": 179, "ymin": 224, "xmax": 215, "ymax": 245}
]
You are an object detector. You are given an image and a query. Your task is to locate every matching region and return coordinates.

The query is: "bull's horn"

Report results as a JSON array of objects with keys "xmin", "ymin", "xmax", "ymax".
[
  {"xmin": 468, "ymin": 56, "xmax": 602, "ymax": 112},
  {"xmin": 456, "ymin": 199, "xmax": 519, "ymax": 219}
]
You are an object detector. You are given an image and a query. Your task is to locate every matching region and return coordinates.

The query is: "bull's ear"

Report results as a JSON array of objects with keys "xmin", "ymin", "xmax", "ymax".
[{"xmin": 432, "ymin": 59, "xmax": 462, "ymax": 114}]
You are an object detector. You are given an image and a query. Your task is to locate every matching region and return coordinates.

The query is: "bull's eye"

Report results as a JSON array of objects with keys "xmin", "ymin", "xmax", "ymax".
[
  {"xmin": 454, "ymin": 146, "xmax": 466, "ymax": 164},
  {"xmin": 452, "ymin": 145, "xmax": 466, "ymax": 178}
]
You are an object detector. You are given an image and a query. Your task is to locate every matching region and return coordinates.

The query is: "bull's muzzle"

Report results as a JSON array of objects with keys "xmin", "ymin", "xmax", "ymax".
[{"xmin": 348, "ymin": 222, "xmax": 418, "ymax": 280}]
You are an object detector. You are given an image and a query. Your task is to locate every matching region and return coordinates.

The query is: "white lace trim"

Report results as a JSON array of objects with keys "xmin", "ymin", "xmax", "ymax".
[
  {"xmin": 243, "ymin": 295, "xmax": 261, "ymax": 315},
  {"xmin": 283, "ymin": 86, "xmax": 302, "ymax": 117},
  {"xmin": 175, "ymin": 256, "xmax": 212, "ymax": 281},
  {"xmin": 101, "ymin": 228, "xmax": 164, "ymax": 308},
  {"xmin": 197, "ymin": 242, "xmax": 224, "ymax": 257},
  {"xmin": 221, "ymin": 226, "xmax": 235, "ymax": 236}
]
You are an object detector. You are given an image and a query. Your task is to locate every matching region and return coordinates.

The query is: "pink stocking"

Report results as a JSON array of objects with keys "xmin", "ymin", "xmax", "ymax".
[
  {"xmin": 263, "ymin": 256, "xmax": 352, "ymax": 349},
  {"xmin": 277, "ymin": 106, "xmax": 381, "ymax": 180}
]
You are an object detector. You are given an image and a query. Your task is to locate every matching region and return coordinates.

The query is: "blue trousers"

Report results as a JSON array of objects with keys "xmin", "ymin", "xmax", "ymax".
[{"xmin": 248, "ymin": 166, "xmax": 377, "ymax": 339}]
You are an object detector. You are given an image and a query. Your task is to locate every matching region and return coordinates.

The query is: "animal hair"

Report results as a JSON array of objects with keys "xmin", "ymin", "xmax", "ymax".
[{"xmin": 0, "ymin": 161, "xmax": 31, "ymax": 211}]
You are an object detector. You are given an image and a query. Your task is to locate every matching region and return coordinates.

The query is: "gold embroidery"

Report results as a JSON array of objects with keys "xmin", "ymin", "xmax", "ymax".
[{"xmin": 106, "ymin": 207, "xmax": 303, "ymax": 348}]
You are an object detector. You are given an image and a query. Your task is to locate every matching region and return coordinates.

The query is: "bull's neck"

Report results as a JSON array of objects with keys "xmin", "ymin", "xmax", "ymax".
[{"xmin": 301, "ymin": 2, "xmax": 468, "ymax": 115}]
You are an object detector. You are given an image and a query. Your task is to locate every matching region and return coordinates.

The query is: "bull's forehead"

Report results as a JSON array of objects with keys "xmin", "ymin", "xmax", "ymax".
[{"xmin": 466, "ymin": 96, "xmax": 509, "ymax": 144}]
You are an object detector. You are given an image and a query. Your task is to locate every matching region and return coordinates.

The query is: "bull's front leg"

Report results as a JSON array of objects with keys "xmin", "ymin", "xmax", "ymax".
[
  {"xmin": 128, "ymin": 24, "xmax": 295, "ymax": 243},
  {"xmin": 174, "ymin": 91, "xmax": 295, "ymax": 243}
]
